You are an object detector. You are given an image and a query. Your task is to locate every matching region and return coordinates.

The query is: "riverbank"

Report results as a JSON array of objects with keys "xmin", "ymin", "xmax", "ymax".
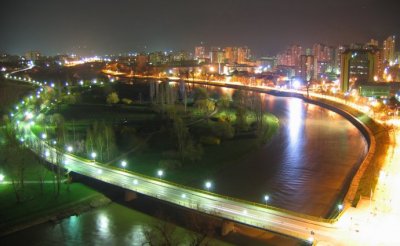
[
  {"xmin": 307, "ymin": 96, "xmax": 390, "ymax": 207},
  {"xmin": 0, "ymin": 181, "xmax": 111, "ymax": 237}
]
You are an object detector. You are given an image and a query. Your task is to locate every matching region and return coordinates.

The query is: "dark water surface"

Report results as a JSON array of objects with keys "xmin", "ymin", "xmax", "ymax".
[{"xmin": 213, "ymin": 96, "xmax": 367, "ymax": 216}]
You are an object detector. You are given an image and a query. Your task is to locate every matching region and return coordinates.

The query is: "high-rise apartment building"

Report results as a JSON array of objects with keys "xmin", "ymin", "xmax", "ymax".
[
  {"xmin": 25, "ymin": 51, "xmax": 41, "ymax": 61},
  {"xmin": 383, "ymin": 35, "xmax": 396, "ymax": 64},
  {"xmin": 300, "ymin": 55, "xmax": 315, "ymax": 82},
  {"xmin": 237, "ymin": 46, "xmax": 251, "ymax": 64},
  {"xmin": 194, "ymin": 46, "xmax": 206, "ymax": 60},
  {"xmin": 277, "ymin": 45, "xmax": 302, "ymax": 67},
  {"xmin": 224, "ymin": 47, "xmax": 238, "ymax": 64},
  {"xmin": 210, "ymin": 47, "xmax": 225, "ymax": 64},
  {"xmin": 340, "ymin": 49, "xmax": 378, "ymax": 92}
]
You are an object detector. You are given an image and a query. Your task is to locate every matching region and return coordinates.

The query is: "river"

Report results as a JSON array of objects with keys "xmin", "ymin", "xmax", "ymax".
[{"xmin": 117, "ymin": 80, "xmax": 368, "ymax": 217}]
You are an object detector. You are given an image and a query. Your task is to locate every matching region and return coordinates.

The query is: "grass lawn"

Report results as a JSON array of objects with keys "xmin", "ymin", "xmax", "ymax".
[{"xmin": 0, "ymin": 182, "xmax": 100, "ymax": 227}]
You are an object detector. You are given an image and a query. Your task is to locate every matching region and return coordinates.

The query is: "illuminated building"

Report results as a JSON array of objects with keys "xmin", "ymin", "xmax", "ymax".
[
  {"xmin": 25, "ymin": 51, "xmax": 41, "ymax": 61},
  {"xmin": 312, "ymin": 43, "xmax": 334, "ymax": 79},
  {"xmin": 237, "ymin": 46, "xmax": 251, "ymax": 64},
  {"xmin": 195, "ymin": 45, "xmax": 206, "ymax": 60},
  {"xmin": 257, "ymin": 56, "xmax": 277, "ymax": 71},
  {"xmin": 383, "ymin": 35, "xmax": 396, "ymax": 64},
  {"xmin": 172, "ymin": 51, "xmax": 191, "ymax": 61},
  {"xmin": 277, "ymin": 45, "xmax": 303, "ymax": 67},
  {"xmin": 300, "ymin": 55, "xmax": 315, "ymax": 82},
  {"xmin": 210, "ymin": 47, "xmax": 224, "ymax": 64},
  {"xmin": 340, "ymin": 49, "xmax": 378, "ymax": 92},
  {"xmin": 149, "ymin": 52, "xmax": 165, "ymax": 65},
  {"xmin": 366, "ymin": 39, "xmax": 379, "ymax": 48},
  {"xmin": 224, "ymin": 47, "xmax": 238, "ymax": 64}
]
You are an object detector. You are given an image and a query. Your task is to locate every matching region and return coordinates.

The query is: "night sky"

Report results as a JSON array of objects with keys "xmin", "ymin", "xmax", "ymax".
[{"xmin": 1, "ymin": 0, "xmax": 399, "ymax": 56}]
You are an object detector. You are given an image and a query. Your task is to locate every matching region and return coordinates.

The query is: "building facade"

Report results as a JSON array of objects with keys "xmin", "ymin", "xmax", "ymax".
[{"xmin": 340, "ymin": 49, "xmax": 378, "ymax": 92}]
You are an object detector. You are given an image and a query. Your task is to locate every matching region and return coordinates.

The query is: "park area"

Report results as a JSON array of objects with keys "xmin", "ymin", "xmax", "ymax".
[{"xmin": 30, "ymin": 79, "xmax": 279, "ymax": 188}]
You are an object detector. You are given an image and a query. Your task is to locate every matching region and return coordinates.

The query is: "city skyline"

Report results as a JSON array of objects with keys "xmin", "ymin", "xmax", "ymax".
[{"xmin": 1, "ymin": 0, "xmax": 399, "ymax": 56}]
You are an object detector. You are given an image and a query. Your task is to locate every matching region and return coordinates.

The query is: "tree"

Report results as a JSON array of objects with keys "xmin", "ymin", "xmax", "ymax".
[
  {"xmin": 232, "ymin": 89, "xmax": 249, "ymax": 131},
  {"xmin": 54, "ymin": 123, "xmax": 67, "ymax": 196},
  {"xmin": 194, "ymin": 99, "xmax": 215, "ymax": 114},
  {"xmin": 0, "ymin": 123, "xmax": 32, "ymax": 202},
  {"xmin": 85, "ymin": 121, "xmax": 117, "ymax": 162},
  {"xmin": 104, "ymin": 124, "xmax": 117, "ymax": 161},
  {"xmin": 170, "ymin": 113, "xmax": 203, "ymax": 163},
  {"xmin": 106, "ymin": 92, "xmax": 120, "ymax": 104},
  {"xmin": 217, "ymin": 94, "xmax": 231, "ymax": 109}
]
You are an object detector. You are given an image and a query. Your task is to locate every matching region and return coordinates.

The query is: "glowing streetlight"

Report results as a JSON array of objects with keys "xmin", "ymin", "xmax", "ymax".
[
  {"xmin": 264, "ymin": 195, "xmax": 270, "ymax": 204},
  {"xmin": 338, "ymin": 204, "xmax": 343, "ymax": 210},
  {"xmin": 41, "ymin": 133, "xmax": 47, "ymax": 139},
  {"xmin": 205, "ymin": 181, "xmax": 212, "ymax": 190},
  {"xmin": 0, "ymin": 174, "xmax": 5, "ymax": 182},
  {"xmin": 121, "ymin": 160, "xmax": 127, "ymax": 169},
  {"xmin": 157, "ymin": 169, "xmax": 164, "ymax": 178},
  {"xmin": 91, "ymin": 152, "xmax": 97, "ymax": 162},
  {"xmin": 66, "ymin": 145, "xmax": 73, "ymax": 153}
]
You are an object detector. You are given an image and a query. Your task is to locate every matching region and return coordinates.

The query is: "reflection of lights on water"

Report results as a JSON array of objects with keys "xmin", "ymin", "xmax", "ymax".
[
  {"xmin": 97, "ymin": 214, "xmax": 109, "ymax": 234},
  {"xmin": 288, "ymin": 98, "xmax": 303, "ymax": 144}
]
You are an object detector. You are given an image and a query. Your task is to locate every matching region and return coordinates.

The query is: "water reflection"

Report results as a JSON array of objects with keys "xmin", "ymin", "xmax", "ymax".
[
  {"xmin": 97, "ymin": 213, "xmax": 110, "ymax": 235},
  {"xmin": 287, "ymin": 98, "xmax": 304, "ymax": 146}
]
